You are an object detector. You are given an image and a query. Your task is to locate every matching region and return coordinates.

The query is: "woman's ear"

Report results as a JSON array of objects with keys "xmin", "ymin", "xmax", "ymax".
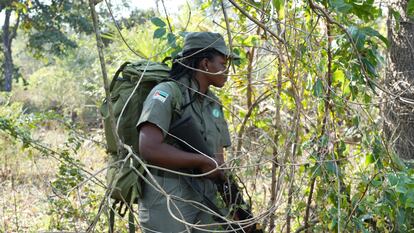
[{"xmin": 201, "ymin": 58, "xmax": 209, "ymax": 71}]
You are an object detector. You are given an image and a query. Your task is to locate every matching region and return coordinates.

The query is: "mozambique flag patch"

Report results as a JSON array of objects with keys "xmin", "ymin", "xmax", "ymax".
[{"xmin": 152, "ymin": 90, "xmax": 169, "ymax": 103}]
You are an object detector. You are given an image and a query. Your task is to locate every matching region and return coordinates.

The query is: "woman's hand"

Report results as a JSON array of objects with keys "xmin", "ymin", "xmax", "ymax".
[{"xmin": 199, "ymin": 156, "xmax": 225, "ymax": 182}]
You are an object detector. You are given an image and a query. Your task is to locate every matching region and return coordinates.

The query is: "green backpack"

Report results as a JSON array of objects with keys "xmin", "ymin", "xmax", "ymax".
[{"xmin": 100, "ymin": 60, "xmax": 181, "ymax": 232}]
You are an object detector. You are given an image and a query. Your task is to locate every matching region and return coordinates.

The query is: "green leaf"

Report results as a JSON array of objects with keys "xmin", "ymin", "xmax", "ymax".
[
  {"xmin": 153, "ymin": 27, "xmax": 166, "ymax": 39},
  {"xmin": 363, "ymin": 93, "xmax": 372, "ymax": 104},
  {"xmin": 11, "ymin": 2, "xmax": 28, "ymax": 14},
  {"xmin": 407, "ymin": 0, "xmax": 414, "ymax": 18},
  {"xmin": 151, "ymin": 17, "xmax": 166, "ymax": 27},
  {"xmin": 372, "ymin": 136, "xmax": 383, "ymax": 169},
  {"xmin": 330, "ymin": 0, "xmax": 352, "ymax": 13},
  {"xmin": 396, "ymin": 184, "xmax": 407, "ymax": 194},
  {"xmin": 313, "ymin": 79, "xmax": 324, "ymax": 97},
  {"xmin": 405, "ymin": 199, "xmax": 414, "ymax": 208},
  {"xmin": 167, "ymin": 33, "xmax": 176, "ymax": 47},
  {"xmin": 352, "ymin": 116, "xmax": 360, "ymax": 127},
  {"xmin": 361, "ymin": 27, "xmax": 388, "ymax": 47},
  {"xmin": 349, "ymin": 1, "xmax": 380, "ymax": 20},
  {"xmin": 405, "ymin": 190, "xmax": 414, "ymax": 208},
  {"xmin": 337, "ymin": 140, "xmax": 346, "ymax": 157},
  {"xmin": 365, "ymin": 154, "xmax": 375, "ymax": 165},
  {"xmin": 201, "ymin": 1, "xmax": 212, "ymax": 10},
  {"xmin": 388, "ymin": 173, "xmax": 398, "ymax": 186},
  {"xmin": 371, "ymin": 180, "xmax": 382, "ymax": 187},
  {"xmin": 272, "ymin": 0, "xmax": 285, "ymax": 18},
  {"xmin": 309, "ymin": 165, "xmax": 321, "ymax": 177},
  {"xmin": 396, "ymin": 209, "xmax": 406, "ymax": 228},
  {"xmin": 328, "ymin": 214, "xmax": 337, "ymax": 230},
  {"xmin": 333, "ymin": 69, "xmax": 345, "ymax": 84},
  {"xmin": 242, "ymin": 35, "xmax": 259, "ymax": 46},
  {"xmin": 325, "ymin": 161, "xmax": 338, "ymax": 174},
  {"xmin": 348, "ymin": 26, "xmax": 366, "ymax": 49},
  {"xmin": 231, "ymin": 48, "xmax": 241, "ymax": 66},
  {"xmin": 171, "ymin": 46, "xmax": 182, "ymax": 57},
  {"xmin": 319, "ymin": 134, "xmax": 329, "ymax": 146},
  {"xmin": 272, "ymin": 0, "xmax": 284, "ymax": 12}
]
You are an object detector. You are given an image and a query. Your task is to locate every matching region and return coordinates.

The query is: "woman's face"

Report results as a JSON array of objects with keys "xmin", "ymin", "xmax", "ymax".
[{"xmin": 204, "ymin": 54, "xmax": 228, "ymax": 88}]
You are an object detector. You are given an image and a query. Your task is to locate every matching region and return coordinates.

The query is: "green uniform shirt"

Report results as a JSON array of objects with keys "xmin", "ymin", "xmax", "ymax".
[{"xmin": 137, "ymin": 76, "xmax": 231, "ymax": 155}]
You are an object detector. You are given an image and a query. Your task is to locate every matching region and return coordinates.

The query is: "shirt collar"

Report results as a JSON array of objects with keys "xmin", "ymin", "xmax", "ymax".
[{"xmin": 176, "ymin": 75, "xmax": 218, "ymax": 104}]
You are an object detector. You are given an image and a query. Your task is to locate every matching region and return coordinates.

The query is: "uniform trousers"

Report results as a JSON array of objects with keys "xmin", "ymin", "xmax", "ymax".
[{"xmin": 138, "ymin": 170, "xmax": 220, "ymax": 233}]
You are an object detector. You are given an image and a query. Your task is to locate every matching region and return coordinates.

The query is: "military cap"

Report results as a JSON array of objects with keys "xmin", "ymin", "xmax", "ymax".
[{"xmin": 179, "ymin": 32, "xmax": 239, "ymax": 59}]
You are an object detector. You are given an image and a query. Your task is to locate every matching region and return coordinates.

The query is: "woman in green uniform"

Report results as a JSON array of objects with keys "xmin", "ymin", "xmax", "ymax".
[{"xmin": 137, "ymin": 32, "xmax": 235, "ymax": 233}]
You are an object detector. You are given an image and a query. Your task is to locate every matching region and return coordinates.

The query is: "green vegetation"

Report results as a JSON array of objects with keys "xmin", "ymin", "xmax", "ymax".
[{"xmin": 1, "ymin": 0, "xmax": 414, "ymax": 232}]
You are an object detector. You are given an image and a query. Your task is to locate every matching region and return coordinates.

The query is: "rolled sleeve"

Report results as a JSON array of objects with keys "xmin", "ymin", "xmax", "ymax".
[{"xmin": 137, "ymin": 83, "xmax": 175, "ymax": 137}]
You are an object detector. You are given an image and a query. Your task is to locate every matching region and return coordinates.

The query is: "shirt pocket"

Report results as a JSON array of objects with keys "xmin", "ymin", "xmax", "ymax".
[
  {"xmin": 204, "ymin": 117, "xmax": 224, "ymax": 153},
  {"xmin": 212, "ymin": 116, "xmax": 231, "ymax": 148}
]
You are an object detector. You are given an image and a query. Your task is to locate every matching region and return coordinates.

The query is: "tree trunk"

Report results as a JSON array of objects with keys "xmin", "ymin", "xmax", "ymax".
[
  {"xmin": 383, "ymin": 0, "xmax": 414, "ymax": 160},
  {"xmin": 2, "ymin": 9, "xmax": 13, "ymax": 92}
]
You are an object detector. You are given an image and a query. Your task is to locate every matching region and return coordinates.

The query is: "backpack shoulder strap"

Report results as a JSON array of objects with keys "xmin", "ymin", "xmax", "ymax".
[
  {"xmin": 109, "ymin": 62, "xmax": 131, "ymax": 91},
  {"xmin": 163, "ymin": 81, "xmax": 185, "ymax": 112}
]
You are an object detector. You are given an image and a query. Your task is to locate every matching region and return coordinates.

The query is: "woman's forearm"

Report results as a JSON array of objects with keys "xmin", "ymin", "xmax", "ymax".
[{"xmin": 139, "ymin": 123, "xmax": 215, "ymax": 170}]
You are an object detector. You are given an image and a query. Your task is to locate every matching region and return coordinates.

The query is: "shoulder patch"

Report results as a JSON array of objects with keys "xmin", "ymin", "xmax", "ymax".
[{"xmin": 152, "ymin": 90, "xmax": 169, "ymax": 103}]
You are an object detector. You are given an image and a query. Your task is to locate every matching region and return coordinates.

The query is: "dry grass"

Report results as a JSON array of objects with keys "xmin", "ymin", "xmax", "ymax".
[{"xmin": 0, "ymin": 126, "xmax": 107, "ymax": 232}]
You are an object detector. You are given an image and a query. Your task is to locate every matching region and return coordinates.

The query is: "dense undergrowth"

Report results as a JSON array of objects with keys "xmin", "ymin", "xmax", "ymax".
[{"xmin": 1, "ymin": 0, "xmax": 414, "ymax": 232}]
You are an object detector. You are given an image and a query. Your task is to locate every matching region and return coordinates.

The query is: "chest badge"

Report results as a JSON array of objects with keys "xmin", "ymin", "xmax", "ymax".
[{"xmin": 212, "ymin": 108, "xmax": 221, "ymax": 118}]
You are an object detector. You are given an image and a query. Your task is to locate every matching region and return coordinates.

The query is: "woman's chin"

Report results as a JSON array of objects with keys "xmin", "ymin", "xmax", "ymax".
[{"xmin": 214, "ymin": 82, "xmax": 226, "ymax": 88}]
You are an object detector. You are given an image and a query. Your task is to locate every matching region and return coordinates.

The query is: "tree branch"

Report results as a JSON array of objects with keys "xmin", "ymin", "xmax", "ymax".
[
  {"xmin": 10, "ymin": 12, "xmax": 21, "ymax": 41},
  {"xmin": 161, "ymin": 0, "xmax": 173, "ymax": 33},
  {"xmin": 221, "ymin": 1, "xmax": 233, "ymax": 56},
  {"xmin": 236, "ymin": 91, "xmax": 272, "ymax": 155},
  {"xmin": 304, "ymin": 177, "xmax": 316, "ymax": 233},
  {"xmin": 88, "ymin": 0, "xmax": 122, "ymax": 152},
  {"xmin": 294, "ymin": 218, "xmax": 319, "ymax": 233},
  {"xmin": 268, "ymin": 55, "xmax": 283, "ymax": 232},
  {"xmin": 227, "ymin": 0, "xmax": 285, "ymax": 44},
  {"xmin": 103, "ymin": 0, "xmax": 146, "ymax": 58}
]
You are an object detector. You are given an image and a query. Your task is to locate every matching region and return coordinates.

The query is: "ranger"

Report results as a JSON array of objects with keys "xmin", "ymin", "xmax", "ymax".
[{"xmin": 137, "ymin": 32, "xmax": 236, "ymax": 232}]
